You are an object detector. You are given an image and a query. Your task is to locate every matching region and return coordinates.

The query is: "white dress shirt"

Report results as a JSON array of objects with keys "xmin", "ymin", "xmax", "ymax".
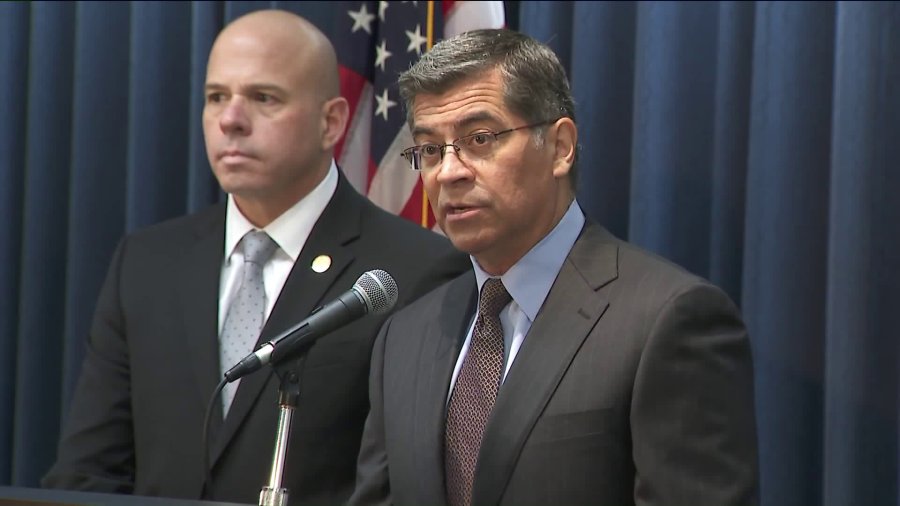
[{"xmin": 217, "ymin": 161, "xmax": 338, "ymax": 335}]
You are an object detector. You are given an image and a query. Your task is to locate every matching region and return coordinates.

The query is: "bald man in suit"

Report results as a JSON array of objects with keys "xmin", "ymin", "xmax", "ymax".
[
  {"xmin": 351, "ymin": 29, "xmax": 758, "ymax": 506},
  {"xmin": 43, "ymin": 10, "xmax": 468, "ymax": 505}
]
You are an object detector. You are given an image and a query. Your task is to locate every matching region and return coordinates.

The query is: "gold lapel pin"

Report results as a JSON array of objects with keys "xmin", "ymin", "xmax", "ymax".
[{"xmin": 311, "ymin": 255, "xmax": 332, "ymax": 273}]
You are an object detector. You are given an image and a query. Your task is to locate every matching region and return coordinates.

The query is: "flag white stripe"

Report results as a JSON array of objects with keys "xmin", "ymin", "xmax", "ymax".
[
  {"xmin": 339, "ymin": 83, "xmax": 375, "ymax": 195},
  {"xmin": 445, "ymin": 1, "xmax": 506, "ymax": 36},
  {"xmin": 368, "ymin": 128, "xmax": 418, "ymax": 215}
]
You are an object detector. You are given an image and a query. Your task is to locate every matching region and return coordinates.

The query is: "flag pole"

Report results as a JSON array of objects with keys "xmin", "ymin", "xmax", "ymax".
[{"xmin": 421, "ymin": 1, "xmax": 436, "ymax": 229}]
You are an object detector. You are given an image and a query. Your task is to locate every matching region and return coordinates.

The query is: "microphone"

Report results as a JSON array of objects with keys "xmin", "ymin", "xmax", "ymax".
[{"xmin": 224, "ymin": 269, "xmax": 398, "ymax": 382}]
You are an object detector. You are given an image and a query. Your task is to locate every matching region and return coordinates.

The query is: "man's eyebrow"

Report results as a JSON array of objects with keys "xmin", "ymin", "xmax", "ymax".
[
  {"xmin": 410, "ymin": 124, "xmax": 435, "ymax": 138},
  {"xmin": 203, "ymin": 82, "xmax": 287, "ymax": 93},
  {"xmin": 411, "ymin": 111, "xmax": 501, "ymax": 138}
]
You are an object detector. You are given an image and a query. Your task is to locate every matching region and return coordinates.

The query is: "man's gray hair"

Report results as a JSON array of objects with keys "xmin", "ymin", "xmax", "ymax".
[{"xmin": 398, "ymin": 29, "xmax": 578, "ymax": 183}]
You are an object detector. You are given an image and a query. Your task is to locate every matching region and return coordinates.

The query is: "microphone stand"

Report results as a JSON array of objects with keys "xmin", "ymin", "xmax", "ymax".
[{"xmin": 258, "ymin": 354, "xmax": 307, "ymax": 506}]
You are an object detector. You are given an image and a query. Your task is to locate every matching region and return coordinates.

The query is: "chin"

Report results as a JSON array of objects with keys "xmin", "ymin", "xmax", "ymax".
[
  {"xmin": 214, "ymin": 172, "xmax": 260, "ymax": 192},
  {"xmin": 445, "ymin": 234, "xmax": 485, "ymax": 257},
  {"xmin": 217, "ymin": 180, "xmax": 247, "ymax": 195}
]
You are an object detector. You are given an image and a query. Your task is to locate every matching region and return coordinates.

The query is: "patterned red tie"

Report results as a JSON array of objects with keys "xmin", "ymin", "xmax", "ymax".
[{"xmin": 445, "ymin": 278, "xmax": 512, "ymax": 506}]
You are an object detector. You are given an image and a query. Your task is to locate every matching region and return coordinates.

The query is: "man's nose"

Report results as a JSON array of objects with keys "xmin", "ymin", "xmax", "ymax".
[
  {"xmin": 219, "ymin": 97, "xmax": 251, "ymax": 135},
  {"xmin": 434, "ymin": 145, "xmax": 472, "ymax": 183}
]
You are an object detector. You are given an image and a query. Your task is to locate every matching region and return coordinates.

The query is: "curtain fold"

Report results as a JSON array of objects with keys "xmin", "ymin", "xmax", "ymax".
[
  {"xmin": 188, "ymin": 1, "xmax": 225, "ymax": 213},
  {"xmin": 744, "ymin": 4, "xmax": 835, "ymax": 504},
  {"xmin": 0, "ymin": 0, "xmax": 30, "ymax": 486},
  {"xmin": 823, "ymin": 3, "xmax": 900, "ymax": 505},
  {"xmin": 14, "ymin": 2, "xmax": 77, "ymax": 487},
  {"xmin": 62, "ymin": 0, "xmax": 131, "ymax": 417},
  {"xmin": 709, "ymin": 1, "xmax": 754, "ymax": 303},
  {"xmin": 1, "ymin": 3, "xmax": 898, "ymax": 505},
  {"xmin": 629, "ymin": 1, "xmax": 718, "ymax": 277},
  {"xmin": 569, "ymin": 1, "xmax": 636, "ymax": 240},
  {"xmin": 126, "ymin": 2, "xmax": 194, "ymax": 230}
]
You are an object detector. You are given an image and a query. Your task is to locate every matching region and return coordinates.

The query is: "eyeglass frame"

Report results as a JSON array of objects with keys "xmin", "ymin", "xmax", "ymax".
[{"xmin": 400, "ymin": 119, "xmax": 560, "ymax": 172}]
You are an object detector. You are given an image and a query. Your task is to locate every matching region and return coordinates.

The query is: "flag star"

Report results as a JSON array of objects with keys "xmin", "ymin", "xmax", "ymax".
[
  {"xmin": 375, "ymin": 39, "xmax": 393, "ymax": 71},
  {"xmin": 374, "ymin": 88, "xmax": 397, "ymax": 121},
  {"xmin": 406, "ymin": 24, "xmax": 427, "ymax": 55},
  {"xmin": 378, "ymin": 1, "xmax": 389, "ymax": 21},
  {"xmin": 348, "ymin": 3, "xmax": 376, "ymax": 34}
]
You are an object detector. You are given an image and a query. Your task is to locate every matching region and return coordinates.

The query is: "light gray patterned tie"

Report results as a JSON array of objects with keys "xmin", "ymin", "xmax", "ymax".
[
  {"xmin": 219, "ymin": 230, "xmax": 278, "ymax": 416},
  {"xmin": 445, "ymin": 278, "xmax": 512, "ymax": 506}
]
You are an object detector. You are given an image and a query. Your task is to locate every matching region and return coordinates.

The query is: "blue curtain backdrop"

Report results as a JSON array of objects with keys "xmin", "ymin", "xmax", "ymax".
[{"xmin": 0, "ymin": 2, "xmax": 898, "ymax": 505}]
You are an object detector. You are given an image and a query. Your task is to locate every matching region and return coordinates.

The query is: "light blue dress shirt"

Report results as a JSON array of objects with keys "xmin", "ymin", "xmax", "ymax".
[{"xmin": 448, "ymin": 200, "xmax": 586, "ymax": 397}]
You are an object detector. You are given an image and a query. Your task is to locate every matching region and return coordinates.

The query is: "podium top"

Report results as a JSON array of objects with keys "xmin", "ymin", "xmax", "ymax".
[{"xmin": 0, "ymin": 486, "xmax": 251, "ymax": 506}]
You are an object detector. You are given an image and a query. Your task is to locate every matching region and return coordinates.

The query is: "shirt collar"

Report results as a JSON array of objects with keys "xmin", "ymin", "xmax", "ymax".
[
  {"xmin": 472, "ymin": 200, "xmax": 585, "ymax": 321},
  {"xmin": 224, "ymin": 160, "xmax": 339, "ymax": 262}
]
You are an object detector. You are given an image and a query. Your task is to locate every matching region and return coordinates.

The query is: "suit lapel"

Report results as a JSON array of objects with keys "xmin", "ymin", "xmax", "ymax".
[
  {"xmin": 471, "ymin": 224, "xmax": 618, "ymax": 506},
  {"xmin": 210, "ymin": 175, "xmax": 362, "ymax": 467},
  {"xmin": 177, "ymin": 205, "xmax": 227, "ymax": 434},
  {"xmin": 414, "ymin": 274, "xmax": 477, "ymax": 506}
]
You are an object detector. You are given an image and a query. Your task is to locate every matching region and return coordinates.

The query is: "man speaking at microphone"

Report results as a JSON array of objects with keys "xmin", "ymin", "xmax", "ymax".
[
  {"xmin": 351, "ymin": 29, "xmax": 757, "ymax": 506},
  {"xmin": 42, "ymin": 10, "xmax": 468, "ymax": 505}
]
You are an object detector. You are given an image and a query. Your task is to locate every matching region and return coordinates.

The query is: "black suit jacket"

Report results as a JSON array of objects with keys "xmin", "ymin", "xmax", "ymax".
[
  {"xmin": 352, "ymin": 223, "xmax": 758, "ymax": 506},
  {"xmin": 43, "ymin": 174, "xmax": 470, "ymax": 505}
]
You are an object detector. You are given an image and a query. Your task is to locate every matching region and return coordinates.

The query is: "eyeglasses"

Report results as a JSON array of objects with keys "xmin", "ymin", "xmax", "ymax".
[{"xmin": 400, "ymin": 119, "xmax": 558, "ymax": 172}]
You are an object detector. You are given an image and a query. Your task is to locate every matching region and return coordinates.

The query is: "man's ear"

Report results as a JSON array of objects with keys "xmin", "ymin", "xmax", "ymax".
[
  {"xmin": 551, "ymin": 117, "xmax": 577, "ymax": 179},
  {"xmin": 321, "ymin": 96, "xmax": 349, "ymax": 151}
]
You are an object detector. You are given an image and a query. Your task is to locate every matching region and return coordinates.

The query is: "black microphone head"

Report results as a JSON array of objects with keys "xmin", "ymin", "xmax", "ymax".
[{"xmin": 353, "ymin": 270, "xmax": 398, "ymax": 315}]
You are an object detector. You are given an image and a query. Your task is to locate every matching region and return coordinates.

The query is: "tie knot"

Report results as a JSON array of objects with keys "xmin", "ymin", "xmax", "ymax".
[
  {"xmin": 241, "ymin": 230, "xmax": 278, "ymax": 266},
  {"xmin": 479, "ymin": 278, "xmax": 511, "ymax": 318}
]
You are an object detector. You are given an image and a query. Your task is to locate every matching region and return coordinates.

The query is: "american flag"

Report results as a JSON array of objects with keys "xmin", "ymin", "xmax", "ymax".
[{"xmin": 335, "ymin": 1, "xmax": 505, "ymax": 228}]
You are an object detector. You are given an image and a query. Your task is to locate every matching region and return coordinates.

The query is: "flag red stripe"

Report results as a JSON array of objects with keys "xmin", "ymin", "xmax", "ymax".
[{"xmin": 442, "ymin": 1, "xmax": 456, "ymax": 17}]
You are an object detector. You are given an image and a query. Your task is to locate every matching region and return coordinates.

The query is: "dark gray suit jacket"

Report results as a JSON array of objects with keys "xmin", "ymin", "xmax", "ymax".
[
  {"xmin": 351, "ymin": 223, "xmax": 758, "ymax": 506},
  {"xmin": 42, "ymin": 173, "xmax": 470, "ymax": 505}
]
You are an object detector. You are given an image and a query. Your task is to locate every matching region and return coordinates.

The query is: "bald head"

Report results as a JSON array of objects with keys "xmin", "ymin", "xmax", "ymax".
[
  {"xmin": 209, "ymin": 10, "xmax": 340, "ymax": 99},
  {"xmin": 203, "ymin": 9, "xmax": 350, "ymax": 227}
]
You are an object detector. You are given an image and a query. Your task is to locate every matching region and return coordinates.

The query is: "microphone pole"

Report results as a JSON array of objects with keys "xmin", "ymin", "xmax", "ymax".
[
  {"xmin": 258, "ymin": 355, "xmax": 305, "ymax": 506},
  {"xmin": 256, "ymin": 270, "xmax": 397, "ymax": 506}
]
